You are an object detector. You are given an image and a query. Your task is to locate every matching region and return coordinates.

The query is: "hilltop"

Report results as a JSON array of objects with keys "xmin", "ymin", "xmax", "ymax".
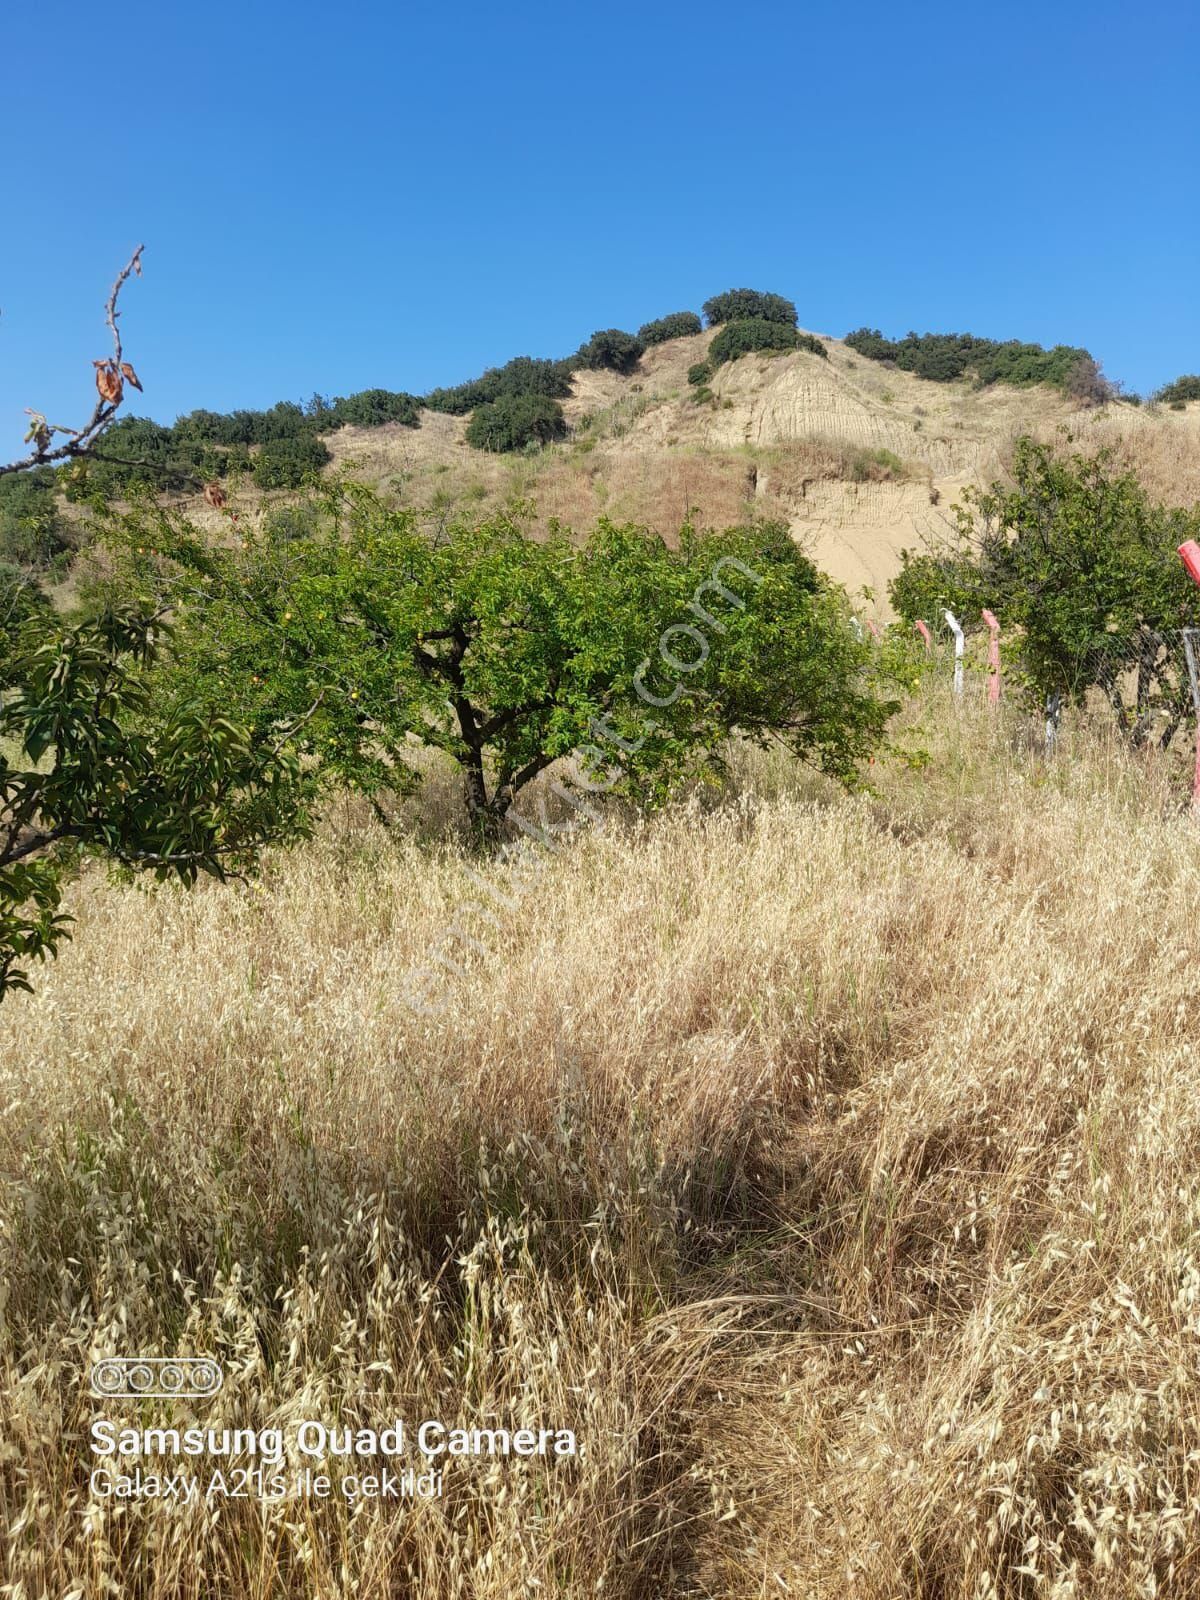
[
  {"xmin": 306, "ymin": 326, "xmax": 1200, "ymax": 611},
  {"xmin": 11, "ymin": 290, "xmax": 1200, "ymax": 616}
]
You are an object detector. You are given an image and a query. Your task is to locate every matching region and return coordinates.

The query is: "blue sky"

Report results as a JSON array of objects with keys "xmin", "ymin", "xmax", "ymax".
[{"xmin": 3, "ymin": 0, "xmax": 1198, "ymax": 456}]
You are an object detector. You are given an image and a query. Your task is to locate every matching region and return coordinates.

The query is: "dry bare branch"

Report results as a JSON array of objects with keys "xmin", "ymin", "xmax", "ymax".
[{"xmin": 1, "ymin": 245, "xmax": 145, "ymax": 479}]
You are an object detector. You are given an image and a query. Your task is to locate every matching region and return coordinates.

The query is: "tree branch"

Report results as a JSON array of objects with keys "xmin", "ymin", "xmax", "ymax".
[{"xmin": 1, "ymin": 245, "xmax": 145, "ymax": 479}]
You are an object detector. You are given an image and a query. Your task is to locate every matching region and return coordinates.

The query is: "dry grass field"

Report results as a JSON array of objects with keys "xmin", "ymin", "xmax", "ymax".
[{"xmin": 3, "ymin": 684, "xmax": 1200, "ymax": 1597}]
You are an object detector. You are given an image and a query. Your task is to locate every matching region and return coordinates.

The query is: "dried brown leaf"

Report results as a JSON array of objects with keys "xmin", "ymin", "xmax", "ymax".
[{"xmin": 94, "ymin": 362, "xmax": 123, "ymax": 405}]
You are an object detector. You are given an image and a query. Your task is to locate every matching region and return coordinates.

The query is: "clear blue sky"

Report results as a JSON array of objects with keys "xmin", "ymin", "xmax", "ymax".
[{"xmin": 3, "ymin": 0, "xmax": 1198, "ymax": 457}]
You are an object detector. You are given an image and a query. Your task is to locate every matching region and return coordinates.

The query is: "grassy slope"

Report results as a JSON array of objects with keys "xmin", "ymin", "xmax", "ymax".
[{"xmin": 3, "ymin": 687, "xmax": 1200, "ymax": 1596}]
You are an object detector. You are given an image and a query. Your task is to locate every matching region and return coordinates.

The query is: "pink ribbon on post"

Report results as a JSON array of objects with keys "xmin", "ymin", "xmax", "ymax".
[
  {"xmin": 981, "ymin": 609, "xmax": 1001, "ymax": 703},
  {"xmin": 914, "ymin": 619, "xmax": 932, "ymax": 653}
]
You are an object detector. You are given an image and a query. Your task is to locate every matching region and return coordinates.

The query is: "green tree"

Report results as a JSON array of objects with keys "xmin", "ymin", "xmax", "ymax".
[
  {"xmin": 709, "ymin": 320, "xmax": 826, "ymax": 367},
  {"xmin": 1154, "ymin": 375, "xmax": 1200, "ymax": 405},
  {"xmin": 253, "ymin": 435, "xmax": 333, "ymax": 490},
  {"xmin": 0, "ymin": 469, "xmax": 69, "ymax": 570},
  {"xmin": 0, "ymin": 595, "xmax": 310, "ymax": 998},
  {"xmin": 575, "ymin": 329, "xmax": 644, "ymax": 375},
  {"xmin": 638, "ymin": 311, "xmax": 703, "ymax": 345},
  {"xmin": 320, "ymin": 389, "xmax": 422, "ymax": 430},
  {"xmin": 889, "ymin": 551, "xmax": 988, "ymax": 635},
  {"xmin": 465, "ymin": 394, "xmax": 567, "ymax": 452},
  {"xmin": 139, "ymin": 492, "xmax": 892, "ymax": 839},
  {"xmin": 426, "ymin": 357, "xmax": 574, "ymax": 415},
  {"xmin": 891, "ymin": 438, "xmax": 1200, "ymax": 746},
  {"xmin": 844, "ymin": 328, "xmax": 1095, "ymax": 392},
  {"xmin": 703, "ymin": 289, "xmax": 797, "ymax": 328}
]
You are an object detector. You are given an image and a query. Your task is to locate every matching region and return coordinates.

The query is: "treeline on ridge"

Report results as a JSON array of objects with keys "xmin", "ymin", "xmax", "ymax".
[{"xmin": 844, "ymin": 327, "xmax": 1100, "ymax": 393}]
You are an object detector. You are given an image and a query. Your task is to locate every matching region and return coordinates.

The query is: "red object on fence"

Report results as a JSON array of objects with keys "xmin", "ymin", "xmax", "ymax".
[
  {"xmin": 915, "ymin": 619, "xmax": 932, "ymax": 652},
  {"xmin": 1178, "ymin": 540, "xmax": 1200, "ymax": 586},
  {"xmin": 981, "ymin": 609, "xmax": 1001, "ymax": 703}
]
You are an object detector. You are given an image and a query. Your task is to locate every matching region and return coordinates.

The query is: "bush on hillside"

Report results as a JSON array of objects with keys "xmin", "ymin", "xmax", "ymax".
[
  {"xmin": 637, "ymin": 311, "xmax": 703, "ymax": 345},
  {"xmin": 1062, "ymin": 355, "xmax": 1117, "ymax": 407},
  {"xmin": 709, "ymin": 320, "xmax": 827, "ymax": 368},
  {"xmin": 65, "ymin": 416, "xmax": 215, "ymax": 498},
  {"xmin": 575, "ymin": 329, "xmax": 644, "ymax": 376},
  {"xmin": 844, "ymin": 328, "xmax": 1095, "ymax": 392},
  {"xmin": 426, "ymin": 356, "xmax": 574, "ymax": 416},
  {"xmin": 688, "ymin": 361, "xmax": 713, "ymax": 386},
  {"xmin": 319, "ymin": 389, "xmax": 422, "ymax": 430},
  {"xmin": 464, "ymin": 393, "xmax": 567, "ymax": 452},
  {"xmin": 1154, "ymin": 374, "xmax": 1200, "ymax": 405},
  {"xmin": 702, "ymin": 289, "xmax": 797, "ymax": 328},
  {"xmin": 0, "ymin": 468, "xmax": 70, "ymax": 571},
  {"xmin": 252, "ymin": 434, "xmax": 332, "ymax": 490}
]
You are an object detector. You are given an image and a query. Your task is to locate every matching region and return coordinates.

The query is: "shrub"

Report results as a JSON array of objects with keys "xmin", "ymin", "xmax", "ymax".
[
  {"xmin": 319, "ymin": 389, "xmax": 422, "ymax": 430},
  {"xmin": 845, "ymin": 446, "xmax": 905, "ymax": 482},
  {"xmin": 66, "ymin": 416, "xmax": 209, "ymax": 498},
  {"xmin": 708, "ymin": 320, "xmax": 828, "ymax": 368},
  {"xmin": 426, "ymin": 357, "xmax": 574, "ymax": 415},
  {"xmin": 1154, "ymin": 375, "xmax": 1200, "ymax": 405},
  {"xmin": 1062, "ymin": 356, "xmax": 1117, "ymax": 407},
  {"xmin": 844, "ymin": 328, "xmax": 1094, "ymax": 391},
  {"xmin": 889, "ymin": 549, "xmax": 986, "ymax": 631},
  {"xmin": 688, "ymin": 361, "xmax": 713, "ymax": 386},
  {"xmin": 703, "ymin": 289, "xmax": 797, "ymax": 328},
  {"xmin": 575, "ymin": 329, "xmax": 644, "ymax": 376},
  {"xmin": 0, "ymin": 468, "xmax": 68, "ymax": 570},
  {"xmin": 464, "ymin": 394, "xmax": 567, "ymax": 453},
  {"xmin": 637, "ymin": 311, "xmax": 703, "ymax": 345},
  {"xmin": 252, "ymin": 435, "xmax": 332, "ymax": 490}
]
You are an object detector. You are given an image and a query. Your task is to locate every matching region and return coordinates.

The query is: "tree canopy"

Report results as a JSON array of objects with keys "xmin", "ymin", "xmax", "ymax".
[
  {"xmin": 126, "ymin": 491, "xmax": 893, "ymax": 838},
  {"xmin": 0, "ymin": 591, "xmax": 310, "ymax": 997},
  {"xmin": 702, "ymin": 289, "xmax": 798, "ymax": 328}
]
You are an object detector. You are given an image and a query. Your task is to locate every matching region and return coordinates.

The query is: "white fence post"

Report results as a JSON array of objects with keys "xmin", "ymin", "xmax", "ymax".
[{"xmin": 944, "ymin": 610, "xmax": 964, "ymax": 696}]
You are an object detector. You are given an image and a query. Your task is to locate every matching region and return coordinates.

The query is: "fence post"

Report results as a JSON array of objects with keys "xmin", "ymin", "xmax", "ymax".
[
  {"xmin": 981, "ymin": 609, "xmax": 1001, "ymax": 703},
  {"xmin": 1182, "ymin": 628, "xmax": 1200, "ymax": 810},
  {"xmin": 915, "ymin": 619, "xmax": 932, "ymax": 653},
  {"xmin": 1045, "ymin": 691, "xmax": 1062, "ymax": 754},
  {"xmin": 1176, "ymin": 542, "xmax": 1200, "ymax": 809},
  {"xmin": 944, "ymin": 610, "xmax": 964, "ymax": 696}
]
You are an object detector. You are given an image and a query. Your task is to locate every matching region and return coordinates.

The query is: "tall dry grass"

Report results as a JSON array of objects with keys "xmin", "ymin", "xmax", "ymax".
[{"xmin": 3, "ymin": 691, "xmax": 1200, "ymax": 1597}]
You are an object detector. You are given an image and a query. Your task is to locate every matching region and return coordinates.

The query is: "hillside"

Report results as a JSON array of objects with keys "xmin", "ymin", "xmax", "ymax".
[
  {"xmin": 290, "ymin": 327, "xmax": 1200, "ymax": 615},
  {"xmin": 18, "ymin": 302, "xmax": 1200, "ymax": 618}
]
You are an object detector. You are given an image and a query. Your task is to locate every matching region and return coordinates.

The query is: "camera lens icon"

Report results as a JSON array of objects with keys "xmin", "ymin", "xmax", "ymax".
[{"xmin": 90, "ymin": 1357, "xmax": 224, "ymax": 1400}]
